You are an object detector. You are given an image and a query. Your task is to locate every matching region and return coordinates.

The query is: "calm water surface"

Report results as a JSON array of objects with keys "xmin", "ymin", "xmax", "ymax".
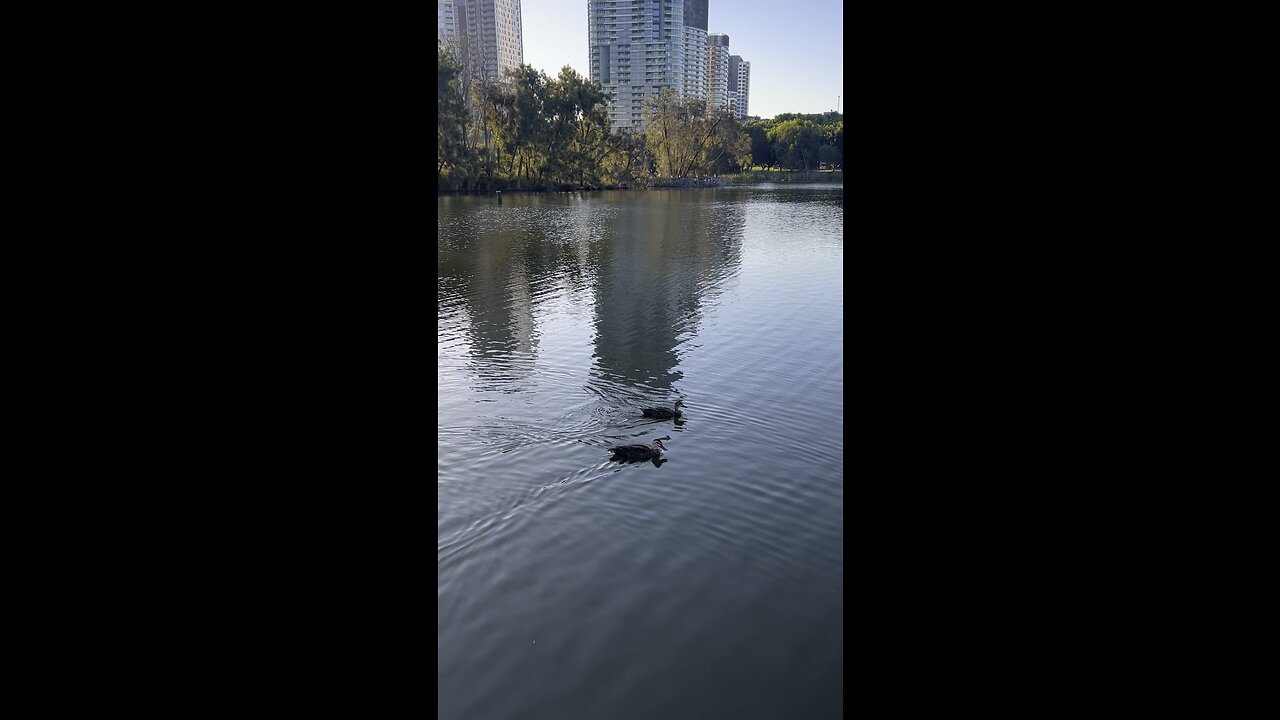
[{"xmin": 439, "ymin": 184, "xmax": 843, "ymax": 720}]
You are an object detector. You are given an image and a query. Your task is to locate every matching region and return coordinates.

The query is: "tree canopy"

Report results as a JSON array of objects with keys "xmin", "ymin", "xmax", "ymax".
[
  {"xmin": 438, "ymin": 47, "xmax": 839, "ymax": 191},
  {"xmin": 438, "ymin": 49, "xmax": 626, "ymax": 191},
  {"xmin": 643, "ymin": 89, "xmax": 751, "ymax": 179},
  {"xmin": 746, "ymin": 113, "xmax": 842, "ymax": 170}
]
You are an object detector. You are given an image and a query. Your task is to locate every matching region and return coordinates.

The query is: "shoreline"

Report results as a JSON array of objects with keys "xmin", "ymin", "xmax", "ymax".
[{"xmin": 437, "ymin": 174, "xmax": 841, "ymax": 195}]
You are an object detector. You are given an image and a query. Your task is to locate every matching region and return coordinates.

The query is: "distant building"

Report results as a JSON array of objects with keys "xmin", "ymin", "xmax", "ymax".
[
  {"xmin": 728, "ymin": 54, "xmax": 750, "ymax": 119},
  {"xmin": 588, "ymin": 0, "xmax": 750, "ymax": 132},
  {"xmin": 706, "ymin": 33, "xmax": 730, "ymax": 112},
  {"xmin": 438, "ymin": 0, "xmax": 523, "ymax": 81},
  {"xmin": 681, "ymin": 1, "xmax": 709, "ymax": 103},
  {"xmin": 438, "ymin": 0, "xmax": 459, "ymax": 44},
  {"xmin": 592, "ymin": 0, "xmax": 715, "ymax": 132}
]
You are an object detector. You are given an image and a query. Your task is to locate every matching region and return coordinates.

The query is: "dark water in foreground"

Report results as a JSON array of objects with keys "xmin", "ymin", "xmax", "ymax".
[{"xmin": 439, "ymin": 184, "xmax": 843, "ymax": 719}]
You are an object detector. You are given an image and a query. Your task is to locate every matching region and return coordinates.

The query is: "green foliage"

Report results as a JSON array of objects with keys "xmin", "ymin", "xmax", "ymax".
[
  {"xmin": 544, "ymin": 66, "xmax": 611, "ymax": 186},
  {"xmin": 642, "ymin": 89, "xmax": 753, "ymax": 178},
  {"xmin": 745, "ymin": 124, "xmax": 775, "ymax": 169},
  {"xmin": 438, "ymin": 57, "xmax": 654, "ymax": 190},
  {"xmin": 436, "ymin": 51, "xmax": 838, "ymax": 190},
  {"xmin": 438, "ymin": 45, "xmax": 468, "ymax": 178},
  {"xmin": 817, "ymin": 144, "xmax": 841, "ymax": 167},
  {"xmin": 747, "ymin": 112, "xmax": 842, "ymax": 171},
  {"xmin": 601, "ymin": 130, "xmax": 650, "ymax": 184},
  {"xmin": 767, "ymin": 119, "xmax": 823, "ymax": 171}
]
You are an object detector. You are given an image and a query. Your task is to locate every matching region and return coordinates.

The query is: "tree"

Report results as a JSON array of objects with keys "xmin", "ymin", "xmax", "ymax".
[
  {"xmin": 745, "ymin": 123, "xmax": 775, "ymax": 169},
  {"xmin": 643, "ymin": 89, "xmax": 687, "ymax": 178},
  {"xmin": 600, "ymin": 130, "xmax": 652, "ymax": 185},
  {"xmin": 768, "ymin": 119, "xmax": 823, "ymax": 171},
  {"xmin": 832, "ymin": 121, "xmax": 843, "ymax": 168},
  {"xmin": 642, "ymin": 89, "xmax": 749, "ymax": 178},
  {"xmin": 503, "ymin": 65, "xmax": 549, "ymax": 184},
  {"xmin": 541, "ymin": 66, "xmax": 609, "ymax": 186},
  {"xmin": 817, "ymin": 145, "xmax": 840, "ymax": 169},
  {"xmin": 439, "ymin": 48, "xmax": 840, "ymax": 191},
  {"xmin": 704, "ymin": 117, "xmax": 752, "ymax": 174},
  {"xmin": 438, "ymin": 44, "xmax": 468, "ymax": 181}
]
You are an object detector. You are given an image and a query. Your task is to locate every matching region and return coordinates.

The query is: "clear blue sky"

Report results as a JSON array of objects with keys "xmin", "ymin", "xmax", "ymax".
[{"xmin": 521, "ymin": 0, "xmax": 844, "ymax": 119}]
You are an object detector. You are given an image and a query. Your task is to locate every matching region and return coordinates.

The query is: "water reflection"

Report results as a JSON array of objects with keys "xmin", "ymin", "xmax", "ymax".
[
  {"xmin": 438, "ymin": 195, "xmax": 615, "ymax": 395},
  {"xmin": 438, "ymin": 191, "xmax": 745, "ymax": 403},
  {"xmin": 608, "ymin": 456, "xmax": 669, "ymax": 468},
  {"xmin": 588, "ymin": 192, "xmax": 744, "ymax": 394}
]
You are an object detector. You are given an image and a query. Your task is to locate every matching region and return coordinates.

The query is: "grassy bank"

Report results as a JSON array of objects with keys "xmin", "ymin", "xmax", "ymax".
[{"xmin": 722, "ymin": 169, "xmax": 843, "ymax": 183}]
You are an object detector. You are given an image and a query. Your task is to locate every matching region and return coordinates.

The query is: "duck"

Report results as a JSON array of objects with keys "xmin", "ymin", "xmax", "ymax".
[
  {"xmin": 609, "ymin": 437, "xmax": 670, "ymax": 461},
  {"xmin": 641, "ymin": 399, "xmax": 685, "ymax": 419}
]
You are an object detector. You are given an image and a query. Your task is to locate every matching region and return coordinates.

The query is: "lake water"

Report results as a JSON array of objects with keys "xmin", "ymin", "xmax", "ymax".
[{"xmin": 438, "ymin": 184, "xmax": 844, "ymax": 719}]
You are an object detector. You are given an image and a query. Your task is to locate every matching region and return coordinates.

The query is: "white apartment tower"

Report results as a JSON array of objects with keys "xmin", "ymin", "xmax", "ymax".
[
  {"xmin": 728, "ymin": 54, "xmax": 750, "ymax": 119},
  {"xmin": 706, "ymin": 33, "xmax": 730, "ymax": 112},
  {"xmin": 681, "ymin": 1, "xmax": 709, "ymax": 103},
  {"xmin": 589, "ymin": 0, "xmax": 688, "ymax": 132},
  {"xmin": 438, "ymin": 0, "xmax": 524, "ymax": 80}
]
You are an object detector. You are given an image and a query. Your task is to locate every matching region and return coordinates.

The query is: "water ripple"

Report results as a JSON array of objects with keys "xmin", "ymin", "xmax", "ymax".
[{"xmin": 439, "ymin": 187, "xmax": 843, "ymax": 720}]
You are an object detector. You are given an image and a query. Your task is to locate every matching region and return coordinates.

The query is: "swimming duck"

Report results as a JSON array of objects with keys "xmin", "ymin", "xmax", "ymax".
[
  {"xmin": 609, "ymin": 437, "xmax": 669, "ymax": 461},
  {"xmin": 641, "ymin": 399, "xmax": 685, "ymax": 419}
]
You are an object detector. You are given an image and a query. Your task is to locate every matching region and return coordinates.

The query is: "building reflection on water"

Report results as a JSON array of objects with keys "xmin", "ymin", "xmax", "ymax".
[
  {"xmin": 588, "ymin": 192, "xmax": 745, "ymax": 393},
  {"xmin": 437, "ymin": 191, "xmax": 746, "ymax": 398}
]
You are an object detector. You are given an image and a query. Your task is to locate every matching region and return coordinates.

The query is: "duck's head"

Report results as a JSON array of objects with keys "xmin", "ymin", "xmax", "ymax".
[
  {"xmin": 652, "ymin": 439, "xmax": 667, "ymax": 450},
  {"xmin": 674, "ymin": 399, "xmax": 685, "ymax": 409}
]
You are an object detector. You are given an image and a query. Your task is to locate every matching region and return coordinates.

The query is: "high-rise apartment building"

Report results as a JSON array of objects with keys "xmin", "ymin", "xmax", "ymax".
[
  {"xmin": 589, "ymin": 0, "xmax": 688, "ymax": 132},
  {"xmin": 438, "ymin": 1, "xmax": 459, "ymax": 44},
  {"xmin": 706, "ymin": 33, "xmax": 730, "ymax": 112},
  {"xmin": 587, "ymin": 1, "xmax": 746, "ymax": 131},
  {"xmin": 728, "ymin": 54, "xmax": 750, "ymax": 119},
  {"xmin": 681, "ymin": 1, "xmax": 709, "ymax": 104},
  {"xmin": 438, "ymin": 0, "xmax": 523, "ymax": 81}
]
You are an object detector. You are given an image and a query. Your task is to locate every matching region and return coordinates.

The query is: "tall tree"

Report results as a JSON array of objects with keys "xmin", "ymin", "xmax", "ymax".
[
  {"xmin": 539, "ymin": 66, "xmax": 609, "ymax": 186},
  {"xmin": 642, "ymin": 90, "xmax": 749, "ymax": 178},
  {"xmin": 438, "ymin": 44, "xmax": 468, "ymax": 179},
  {"xmin": 504, "ymin": 65, "xmax": 549, "ymax": 184},
  {"xmin": 746, "ymin": 123, "xmax": 775, "ymax": 169}
]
